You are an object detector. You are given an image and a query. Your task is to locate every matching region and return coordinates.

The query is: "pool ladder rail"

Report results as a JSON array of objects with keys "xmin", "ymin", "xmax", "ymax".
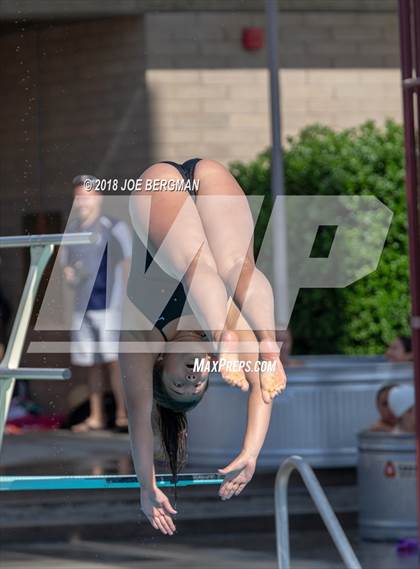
[{"xmin": 275, "ymin": 455, "xmax": 362, "ymax": 569}]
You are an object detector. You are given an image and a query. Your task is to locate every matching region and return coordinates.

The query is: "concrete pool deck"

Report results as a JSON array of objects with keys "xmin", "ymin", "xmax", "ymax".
[
  {"xmin": 0, "ymin": 430, "xmax": 357, "ymax": 539},
  {"xmin": 0, "ymin": 430, "xmax": 418, "ymax": 568},
  {"xmin": 2, "ymin": 532, "xmax": 419, "ymax": 569}
]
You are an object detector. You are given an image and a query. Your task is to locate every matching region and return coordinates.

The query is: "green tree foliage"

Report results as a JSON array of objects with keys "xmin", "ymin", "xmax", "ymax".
[{"xmin": 229, "ymin": 120, "xmax": 410, "ymax": 354}]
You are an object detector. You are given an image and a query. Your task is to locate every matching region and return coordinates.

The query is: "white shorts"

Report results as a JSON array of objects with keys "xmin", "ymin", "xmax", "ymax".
[{"xmin": 70, "ymin": 309, "xmax": 121, "ymax": 367}]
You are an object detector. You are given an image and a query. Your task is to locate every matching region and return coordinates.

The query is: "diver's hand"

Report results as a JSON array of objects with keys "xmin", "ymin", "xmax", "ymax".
[
  {"xmin": 140, "ymin": 488, "xmax": 177, "ymax": 535},
  {"xmin": 218, "ymin": 451, "xmax": 257, "ymax": 500}
]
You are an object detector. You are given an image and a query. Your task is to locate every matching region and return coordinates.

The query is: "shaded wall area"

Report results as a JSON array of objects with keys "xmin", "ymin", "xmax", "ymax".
[{"xmin": 0, "ymin": 16, "xmax": 150, "ymax": 311}]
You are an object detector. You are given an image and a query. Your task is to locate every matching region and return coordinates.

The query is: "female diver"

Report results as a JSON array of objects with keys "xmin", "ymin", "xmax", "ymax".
[{"xmin": 120, "ymin": 158, "xmax": 287, "ymax": 535}]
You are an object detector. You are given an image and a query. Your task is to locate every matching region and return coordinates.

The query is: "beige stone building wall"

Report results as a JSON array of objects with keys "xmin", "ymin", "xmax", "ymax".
[
  {"xmin": 0, "ymin": 5, "xmax": 402, "ymax": 313},
  {"xmin": 0, "ymin": 17, "xmax": 150, "ymax": 313},
  {"xmin": 145, "ymin": 10, "xmax": 401, "ymax": 164}
]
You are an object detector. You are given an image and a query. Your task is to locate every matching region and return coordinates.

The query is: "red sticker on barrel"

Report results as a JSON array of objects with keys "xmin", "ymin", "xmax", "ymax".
[{"xmin": 384, "ymin": 461, "xmax": 396, "ymax": 478}]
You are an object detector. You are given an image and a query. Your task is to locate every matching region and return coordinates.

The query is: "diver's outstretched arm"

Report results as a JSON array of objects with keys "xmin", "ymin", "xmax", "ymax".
[
  {"xmin": 119, "ymin": 348, "xmax": 177, "ymax": 535},
  {"xmin": 218, "ymin": 361, "xmax": 273, "ymax": 500},
  {"xmin": 217, "ymin": 310, "xmax": 273, "ymax": 500}
]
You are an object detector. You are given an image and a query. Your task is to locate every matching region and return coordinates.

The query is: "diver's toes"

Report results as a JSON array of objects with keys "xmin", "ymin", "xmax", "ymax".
[{"xmin": 262, "ymin": 389, "xmax": 273, "ymax": 403}]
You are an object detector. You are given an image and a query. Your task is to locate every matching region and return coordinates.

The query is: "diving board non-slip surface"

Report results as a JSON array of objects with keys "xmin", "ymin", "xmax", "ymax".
[{"xmin": 0, "ymin": 473, "xmax": 223, "ymax": 491}]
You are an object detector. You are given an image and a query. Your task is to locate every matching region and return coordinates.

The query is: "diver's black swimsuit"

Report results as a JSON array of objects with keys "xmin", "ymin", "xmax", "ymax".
[{"xmin": 126, "ymin": 158, "xmax": 202, "ymax": 341}]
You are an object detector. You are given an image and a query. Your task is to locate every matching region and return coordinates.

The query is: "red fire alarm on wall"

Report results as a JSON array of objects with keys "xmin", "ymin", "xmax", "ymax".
[{"xmin": 242, "ymin": 27, "xmax": 264, "ymax": 51}]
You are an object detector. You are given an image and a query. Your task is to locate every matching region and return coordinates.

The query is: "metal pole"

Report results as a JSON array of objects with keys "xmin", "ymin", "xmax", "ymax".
[
  {"xmin": 265, "ymin": 0, "xmax": 289, "ymax": 327},
  {"xmin": 398, "ymin": 0, "xmax": 420, "ymax": 544}
]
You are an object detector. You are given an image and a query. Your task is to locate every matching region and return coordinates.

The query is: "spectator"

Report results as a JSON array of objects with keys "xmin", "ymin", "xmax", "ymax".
[
  {"xmin": 369, "ymin": 382, "xmax": 398, "ymax": 432},
  {"xmin": 61, "ymin": 175, "xmax": 132, "ymax": 432},
  {"xmin": 385, "ymin": 336, "xmax": 413, "ymax": 363},
  {"xmin": 388, "ymin": 384, "xmax": 415, "ymax": 434}
]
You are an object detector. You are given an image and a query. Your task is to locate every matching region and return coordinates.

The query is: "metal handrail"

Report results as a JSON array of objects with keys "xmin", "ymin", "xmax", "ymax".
[
  {"xmin": 0, "ymin": 367, "xmax": 70, "ymax": 380},
  {"xmin": 0, "ymin": 232, "xmax": 95, "ymax": 248},
  {"xmin": 275, "ymin": 455, "xmax": 362, "ymax": 569},
  {"xmin": 403, "ymin": 77, "xmax": 420, "ymax": 90}
]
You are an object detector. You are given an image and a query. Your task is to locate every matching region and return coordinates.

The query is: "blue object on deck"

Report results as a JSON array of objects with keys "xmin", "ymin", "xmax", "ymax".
[{"xmin": 0, "ymin": 473, "xmax": 223, "ymax": 491}]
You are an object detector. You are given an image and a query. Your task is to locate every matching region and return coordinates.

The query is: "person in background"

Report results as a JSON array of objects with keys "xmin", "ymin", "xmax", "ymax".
[
  {"xmin": 388, "ymin": 384, "xmax": 416, "ymax": 434},
  {"xmin": 369, "ymin": 382, "xmax": 398, "ymax": 432},
  {"xmin": 61, "ymin": 175, "xmax": 132, "ymax": 432},
  {"xmin": 385, "ymin": 336, "xmax": 413, "ymax": 363}
]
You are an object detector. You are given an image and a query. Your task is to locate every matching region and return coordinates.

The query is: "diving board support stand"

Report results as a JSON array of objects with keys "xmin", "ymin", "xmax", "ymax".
[
  {"xmin": 0, "ymin": 233, "xmax": 94, "ymax": 452},
  {"xmin": 275, "ymin": 455, "xmax": 361, "ymax": 569}
]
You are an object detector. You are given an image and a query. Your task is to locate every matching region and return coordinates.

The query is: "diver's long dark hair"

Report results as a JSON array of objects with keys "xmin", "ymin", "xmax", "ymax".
[{"xmin": 153, "ymin": 358, "xmax": 208, "ymax": 481}]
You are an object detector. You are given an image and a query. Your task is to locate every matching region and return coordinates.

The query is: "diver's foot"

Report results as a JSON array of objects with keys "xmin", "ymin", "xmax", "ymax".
[
  {"xmin": 259, "ymin": 339, "xmax": 287, "ymax": 403},
  {"xmin": 218, "ymin": 330, "xmax": 248, "ymax": 392}
]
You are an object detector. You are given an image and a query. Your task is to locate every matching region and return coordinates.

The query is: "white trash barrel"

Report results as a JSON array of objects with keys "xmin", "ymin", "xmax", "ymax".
[{"xmin": 358, "ymin": 430, "xmax": 417, "ymax": 540}]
